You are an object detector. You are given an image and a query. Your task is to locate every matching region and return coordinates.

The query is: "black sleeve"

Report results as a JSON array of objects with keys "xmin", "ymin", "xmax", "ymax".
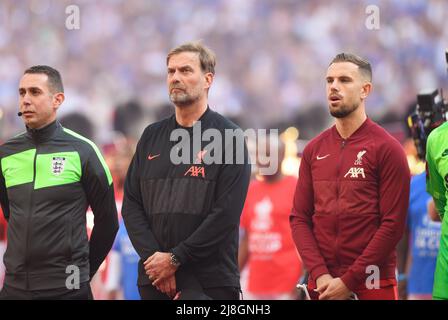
[
  {"xmin": 82, "ymin": 147, "xmax": 119, "ymax": 279},
  {"xmin": 122, "ymin": 132, "xmax": 161, "ymax": 260},
  {"xmin": 0, "ymin": 161, "xmax": 10, "ymax": 221},
  {"xmin": 171, "ymin": 134, "xmax": 251, "ymax": 265}
]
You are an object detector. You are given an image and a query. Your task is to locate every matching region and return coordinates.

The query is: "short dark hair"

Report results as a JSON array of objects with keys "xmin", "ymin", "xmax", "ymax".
[
  {"xmin": 167, "ymin": 41, "xmax": 216, "ymax": 75},
  {"xmin": 330, "ymin": 53, "xmax": 372, "ymax": 82},
  {"xmin": 24, "ymin": 65, "xmax": 64, "ymax": 93}
]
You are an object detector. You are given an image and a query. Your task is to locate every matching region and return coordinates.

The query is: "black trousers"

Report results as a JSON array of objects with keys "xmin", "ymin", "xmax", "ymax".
[
  {"xmin": 0, "ymin": 282, "xmax": 92, "ymax": 300},
  {"xmin": 138, "ymin": 269, "xmax": 239, "ymax": 300},
  {"xmin": 138, "ymin": 284, "xmax": 240, "ymax": 300}
]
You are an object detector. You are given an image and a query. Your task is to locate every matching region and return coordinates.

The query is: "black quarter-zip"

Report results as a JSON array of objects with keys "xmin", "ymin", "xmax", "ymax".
[
  {"xmin": 122, "ymin": 106, "xmax": 250, "ymax": 289},
  {"xmin": 0, "ymin": 119, "xmax": 118, "ymax": 291},
  {"xmin": 24, "ymin": 144, "xmax": 38, "ymax": 290},
  {"xmin": 24, "ymin": 123, "xmax": 56, "ymax": 289}
]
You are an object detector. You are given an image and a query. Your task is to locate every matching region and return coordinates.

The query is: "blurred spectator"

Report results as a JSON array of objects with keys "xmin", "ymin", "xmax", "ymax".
[
  {"xmin": 59, "ymin": 112, "xmax": 94, "ymax": 141},
  {"xmin": 105, "ymin": 220, "xmax": 140, "ymax": 300},
  {"xmin": 87, "ymin": 137, "xmax": 135, "ymax": 299},
  {"xmin": 112, "ymin": 100, "xmax": 146, "ymax": 141},
  {"xmin": 239, "ymin": 137, "xmax": 302, "ymax": 299},
  {"xmin": 105, "ymin": 137, "xmax": 136, "ymax": 195},
  {"xmin": 397, "ymin": 173, "xmax": 441, "ymax": 300}
]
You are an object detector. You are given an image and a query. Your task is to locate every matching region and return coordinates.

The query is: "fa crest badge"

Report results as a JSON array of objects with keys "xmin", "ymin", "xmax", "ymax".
[{"xmin": 52, "ymin": 157, "xmax": 66, "ymax": 176}]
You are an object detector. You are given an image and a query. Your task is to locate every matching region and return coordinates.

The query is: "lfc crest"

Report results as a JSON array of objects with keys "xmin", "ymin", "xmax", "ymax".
[{"xmin": 52, "ymin": 157, "xmax": 66, "ymax": 175}]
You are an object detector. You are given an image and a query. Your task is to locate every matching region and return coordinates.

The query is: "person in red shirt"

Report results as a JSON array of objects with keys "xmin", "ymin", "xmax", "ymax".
[
  {"xmin": 290, "ymin": 53, "xmax": 410, "ymax": 300},
  {"xmin": 239, "ymin": 139, "xmax": 302, "ymax": 299}
]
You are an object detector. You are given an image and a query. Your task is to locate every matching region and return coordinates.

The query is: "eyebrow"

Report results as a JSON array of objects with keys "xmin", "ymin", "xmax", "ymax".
[
  {"xmin": 18, "ymin": 86, "xmax": 44, "ymax": 94},
  {"xmin": 326, "ymin": 75, "xmax": 353, "ymax": 80},
  {"xmin": 168, "ymin": 65, "xmax": 194, "ymax": 71},
  {"xmin": 19, "ymin": 86, "xmax": 43, "ymax": 91}
]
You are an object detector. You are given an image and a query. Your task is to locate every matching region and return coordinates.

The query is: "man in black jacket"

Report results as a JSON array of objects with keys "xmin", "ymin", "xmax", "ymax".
[
  {"xmin": 122, "ymin": 42, "xmax": 251, "ymax": 300},
  {"xmin": 0, "ymin": 65, "xmax": 118, "ymax": 299}
]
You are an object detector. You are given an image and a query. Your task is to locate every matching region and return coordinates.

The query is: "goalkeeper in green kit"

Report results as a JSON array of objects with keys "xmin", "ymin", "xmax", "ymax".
[{"xmin": 426, "ymin": 120, "xmax": 448, "ymax": 299}]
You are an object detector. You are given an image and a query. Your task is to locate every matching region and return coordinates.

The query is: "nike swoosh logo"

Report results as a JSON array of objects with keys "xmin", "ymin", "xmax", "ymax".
[
  {"xmin": 147, "ymin": 154, "xmax": 160, "ymax": 160},
  {"xmin": 316, "ymin": 154, "xmax": 330, "ymax": 160}
]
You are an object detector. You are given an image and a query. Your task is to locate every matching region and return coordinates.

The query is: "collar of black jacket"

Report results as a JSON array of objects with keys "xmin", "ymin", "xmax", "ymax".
[
  {"xmin": 172, "ymin": 105, "xmax": 213, "ymax": 130},
  {"xmin": 26, "ymin": 120, "xmax": 60, "ymax": 144}
]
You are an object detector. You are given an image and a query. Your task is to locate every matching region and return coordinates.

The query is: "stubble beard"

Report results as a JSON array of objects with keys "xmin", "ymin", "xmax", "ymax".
[
  {"xmin": 170, "ymin": 92, "xmax": 188, "ymax": 105},
  {"xmin": 329, "ymin": 102, "xmax": 359, "ymax": 119},
  {"xmin": 170, "ymin": 91, "xmax": 200, "ymax": 107}
]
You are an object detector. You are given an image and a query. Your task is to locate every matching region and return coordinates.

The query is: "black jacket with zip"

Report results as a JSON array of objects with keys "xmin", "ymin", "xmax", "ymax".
[
  {"xmin": 0, "ymin": 121, "xmax": 118, "ymax": 290},
  {"xmin": 122, "ymin": 107, "xmax": 251, "ymax": 289}
]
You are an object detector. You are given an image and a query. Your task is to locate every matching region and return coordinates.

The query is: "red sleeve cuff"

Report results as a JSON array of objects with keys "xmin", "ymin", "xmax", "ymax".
[
  {"xmin": 340, "ymin": 270, "xmax": 362, "ymax": 292},
  {"xmin": 310, "ymin": 265, "xmax": 330, "ymax": 283}
]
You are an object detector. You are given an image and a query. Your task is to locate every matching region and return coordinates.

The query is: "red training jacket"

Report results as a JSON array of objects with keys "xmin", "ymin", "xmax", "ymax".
[{"xmin": 290, "ymin": 118, "xmax": 410, "ymax": 291}]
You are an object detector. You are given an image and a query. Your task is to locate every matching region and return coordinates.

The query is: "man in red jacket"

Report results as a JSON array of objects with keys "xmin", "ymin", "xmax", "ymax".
[{"xmin": 290, "ymin": 53, "xmax": 410, "ymax": 300}]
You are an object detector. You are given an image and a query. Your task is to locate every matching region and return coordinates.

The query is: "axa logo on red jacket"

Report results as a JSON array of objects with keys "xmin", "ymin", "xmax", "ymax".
[{"xmin": 344, "ymin": 150, "xmax": 367, "ymax": 179}]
